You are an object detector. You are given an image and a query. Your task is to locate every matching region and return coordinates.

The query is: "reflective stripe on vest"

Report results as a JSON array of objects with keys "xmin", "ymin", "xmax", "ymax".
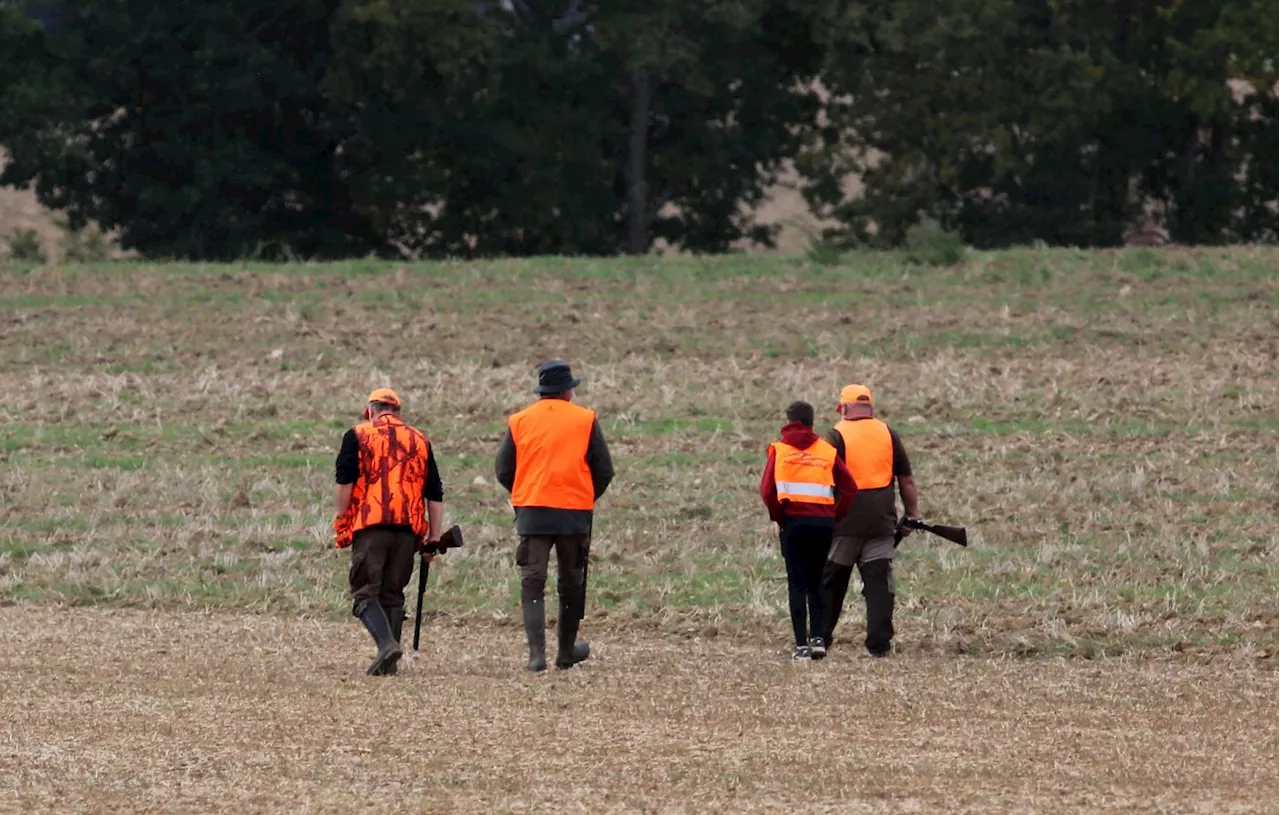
[
  {"xmin": 775, "ymin": 481, "xmax": 836, "ymax": 499},
  {"xmin": 348, "ymin": 415, "xmax": 430, "ymax": 540},
  {"xmin": 835, "ymin": 418, "xmax": 893, "ymax": 490},
  {"xmin": 509, "ymin": 399, "xmax": 596, "ymax": 511},
  {"xmin": 771, "ymin": 439, "xmax": 838, "ymax": 505}
]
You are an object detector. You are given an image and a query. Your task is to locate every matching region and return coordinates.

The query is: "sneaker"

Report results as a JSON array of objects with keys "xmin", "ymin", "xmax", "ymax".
[
  {"xmin": 808, "ymin": 637, "xmax": 827, "ymax": 660},
  {"xmin": 792, "ymin": 645, "xmax": 812, "ymax": 661}
]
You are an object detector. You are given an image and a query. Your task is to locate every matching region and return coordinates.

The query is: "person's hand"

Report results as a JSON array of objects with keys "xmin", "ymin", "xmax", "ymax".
[
  {"xmin": 334, "ymin": 517, "xmax": 353, "ymax": 549},
  {"xmin": 417, "ymin": 533, "xmax": 442, "ymax": 558},
  {"xmin": 898, "ymin": 516, "xmax": 918, "ymax": 538}
]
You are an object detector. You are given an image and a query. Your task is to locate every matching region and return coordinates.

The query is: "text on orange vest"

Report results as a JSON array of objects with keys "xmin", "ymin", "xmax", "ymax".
[{"xmin": 771, "ymin": 439, "xmax": 838, "ymax": 505}]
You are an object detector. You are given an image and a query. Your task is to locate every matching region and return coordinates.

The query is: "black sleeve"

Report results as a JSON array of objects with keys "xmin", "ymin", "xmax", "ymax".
[
  {"xmin": 424, "ymin": 444, "xmax": 444, "ymax": 502},
  {"xmin": 825, "ymin": 428, "xmax": 845, "ymax": 461},
  {"xmin": 335, "ymin": 429, "xmax": 359, "ymax": 485},
  {"xmin": 890, "ymin": 429, "xmax": 912, "ymax": 477},
  {"xmin": 494, "ymin": 428, "xmax": 517, "ymax": 493},
  {"xmin": 586, "ymin": 418, "xmax": 614, "ymax": 499}
]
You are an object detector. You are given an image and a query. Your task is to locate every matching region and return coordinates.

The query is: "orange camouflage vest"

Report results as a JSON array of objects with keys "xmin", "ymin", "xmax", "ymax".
[{"xmin": 334, "ymin": 415, "xmax": 430, "ymax": 547}]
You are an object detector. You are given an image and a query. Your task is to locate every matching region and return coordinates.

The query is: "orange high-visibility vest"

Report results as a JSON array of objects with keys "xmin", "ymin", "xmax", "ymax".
[
  {"xmin": 338, "ymin": 415, "xmax": 430, "ymax": 546},
  {"xmin": 770, "ymin": 439, "xmax": 838, "ymax": 505},
  {"xmin": 835, "ymin": 418, "xmax": 894, "ymax": 490},
  {"xmin": 509, "ymin": 399, "xmax": 596, "ymax": 510}
]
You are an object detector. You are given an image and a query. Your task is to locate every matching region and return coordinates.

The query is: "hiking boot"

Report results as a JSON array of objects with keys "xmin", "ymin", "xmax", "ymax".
[
  {"xmin": 522, "ymin": 598, "xmax": 547, "ymax": 672},
  {"xmin": 356, "ymin": 601, "xmax": 402, "ymax": 676},
  {"xmin": 554, "ymin": 595, "xmax": 590, "ymax": 670},
  {"xmin": 808, "ymin": 637, "xmax": 827, "ymax": 660},
  {"xmin": 792, "ymin": 644, "xmax": 812, "ymax": 661}
]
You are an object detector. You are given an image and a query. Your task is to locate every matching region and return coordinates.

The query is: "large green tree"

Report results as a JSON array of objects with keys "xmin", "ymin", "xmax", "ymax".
[
  {"xmin": 0, "ymin": 0, "xmax": 491, "ymax": 260},
  {"xmin": 376, "ymin": 0, "xmax": 832, "ymax": 257},
  {"xmin": 802, "ymin": 0, "xmax": 1277, "ymax": 248},
  {"xmin": 1, "ymin": 0, "xmax": 833, "ymax": 260}
]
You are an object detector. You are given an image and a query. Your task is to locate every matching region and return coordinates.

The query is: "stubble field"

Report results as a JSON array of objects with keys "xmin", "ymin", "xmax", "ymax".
[{"xmin": 0, "ymin": 247, "xmax": 1277, "ymax": 813}]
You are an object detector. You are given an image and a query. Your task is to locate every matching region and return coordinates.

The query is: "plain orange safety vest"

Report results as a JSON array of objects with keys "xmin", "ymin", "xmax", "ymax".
[
  {"xmin": 771, "ymin": 439, "xmax": 838, "ymax": 505},
  {"xmin": 338, "ymin": 415, "xmax": 431, "ymax": 546},
  {"xmin": 509, "ymin": 399, "xmax": 596, "ymax": 510},
  {"xmin": 835, "ymin": 418, "xmax": 894, "ymax": 490}
]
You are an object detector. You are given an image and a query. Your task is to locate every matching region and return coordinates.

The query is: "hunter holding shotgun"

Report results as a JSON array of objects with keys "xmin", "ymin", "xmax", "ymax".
[
  {"xmin": 333, "ymin": 387, "xmax": 447, "ymax": 676},
  {"xmin": 495, "ymin": 360, "xmax": 614, "ymax": 672},
  {"xmin": 819, "ymin": 384, "xmax": 918, "ymax": 658}
]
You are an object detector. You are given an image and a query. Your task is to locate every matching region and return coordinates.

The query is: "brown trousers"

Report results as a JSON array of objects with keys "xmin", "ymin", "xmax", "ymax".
[
  {"xmin": 516, "ymin": 534, "xmax": 589, "ymax": 604},
  {"xmin": 348, "ymin": 526, "xmax": 417, "ymax": 615}
]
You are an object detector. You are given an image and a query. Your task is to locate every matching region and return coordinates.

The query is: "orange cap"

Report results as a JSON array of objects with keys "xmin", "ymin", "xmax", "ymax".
[
  {"xmin": 366, "ymin": 387, "xmax": 402, "ymax": 407},
  {"xmin": 837, "ymin": 384, "xmax": 872, "ymax": 408}
]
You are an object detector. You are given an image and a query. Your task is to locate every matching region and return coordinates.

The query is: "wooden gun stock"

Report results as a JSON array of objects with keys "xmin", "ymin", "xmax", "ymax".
[{"xmin": 894, "ymin": 518, "xmax": 968, "ymax": 548}]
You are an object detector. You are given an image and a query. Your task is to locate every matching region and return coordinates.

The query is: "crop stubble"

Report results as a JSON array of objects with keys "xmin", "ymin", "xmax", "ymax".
[{"xmin": 0, "ymin": 248, "xmax": 1276, "ymax": 811}]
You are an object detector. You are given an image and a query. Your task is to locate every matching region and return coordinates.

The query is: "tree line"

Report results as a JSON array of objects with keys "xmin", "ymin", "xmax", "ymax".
[{"xmin": 0, "ymin": 0, "xmax": 1275, "ymax": 261}]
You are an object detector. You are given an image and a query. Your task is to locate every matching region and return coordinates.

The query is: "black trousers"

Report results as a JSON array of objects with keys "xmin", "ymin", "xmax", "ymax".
[{"xmin": 780, "ymin": 521, "xmax": 832, "ymax": 646}]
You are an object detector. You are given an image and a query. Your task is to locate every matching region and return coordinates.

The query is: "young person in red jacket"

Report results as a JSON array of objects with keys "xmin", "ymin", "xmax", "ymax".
[{"xmin": 761, "ymin": 401, "xmax": 857, "ymax": 660}]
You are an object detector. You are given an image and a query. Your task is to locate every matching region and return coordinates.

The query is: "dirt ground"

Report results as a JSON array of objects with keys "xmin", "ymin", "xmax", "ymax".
[{"xmin": 0, "ymin": 606, "xmax": 1274, "ymax": 815}]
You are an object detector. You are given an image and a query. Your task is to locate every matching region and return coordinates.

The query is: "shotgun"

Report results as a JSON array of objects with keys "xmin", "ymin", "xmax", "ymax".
[
  {"xmin": 893, "ymin": 517, "xmax": 968, "ymax": 549},
  {"xmin": 412, "ymin": 524, "xmax": 464, "ymax": 651}
]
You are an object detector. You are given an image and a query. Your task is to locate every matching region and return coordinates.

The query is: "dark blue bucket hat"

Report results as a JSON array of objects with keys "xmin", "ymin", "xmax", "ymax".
[{"xmin": 534, "ymin": 360, "xmax": 581, "ymax": 394}]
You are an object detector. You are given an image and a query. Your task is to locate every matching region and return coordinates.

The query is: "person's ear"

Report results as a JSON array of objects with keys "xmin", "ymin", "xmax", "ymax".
[{"xmin": 363, "ymin": 406, "xmax": 371, "ymax": 420}]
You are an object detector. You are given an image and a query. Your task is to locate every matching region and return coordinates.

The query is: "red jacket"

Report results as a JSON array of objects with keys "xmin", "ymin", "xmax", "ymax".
[{"xmin": 761, "ymin": 422, "xmax": 857, "ymax": 525}]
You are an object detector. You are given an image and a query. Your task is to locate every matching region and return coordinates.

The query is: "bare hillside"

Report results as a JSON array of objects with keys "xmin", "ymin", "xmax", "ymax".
[{"xmin": 0, "ymin": 182, "xmax": 64, "ymax": 259}]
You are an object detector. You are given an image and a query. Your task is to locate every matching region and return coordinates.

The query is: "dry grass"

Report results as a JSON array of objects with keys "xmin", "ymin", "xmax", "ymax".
[
  {"xmin": 1, "ymin": 607, "xmax": 1276, "ymax": 815},
  {"xmin": 0, "ymin": 248, "xmax": 1276, "ymax": 813},
  {"xmin": 1, "ymin": 248, "xmax": 1275, "ymax": 659}
]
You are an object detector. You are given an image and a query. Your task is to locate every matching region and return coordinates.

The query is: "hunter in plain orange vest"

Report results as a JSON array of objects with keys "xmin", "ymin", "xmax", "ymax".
[{"xmin": 508, "ymin": 398, "xmax": 597, "ymax": 510}]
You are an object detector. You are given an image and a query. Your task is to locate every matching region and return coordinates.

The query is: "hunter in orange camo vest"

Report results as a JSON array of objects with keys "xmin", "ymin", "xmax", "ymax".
[
  {"xmin": 335, "ymin": 414, "xmax": 431, "ymax": 548},
  {"xmin": 333, "ymin": 387, "xmax": 445, "ymax": 677}
]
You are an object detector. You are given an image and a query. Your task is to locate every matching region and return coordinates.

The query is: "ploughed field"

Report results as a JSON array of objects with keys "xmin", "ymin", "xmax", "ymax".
[{"xmin": 0, "ymin": 248, "xmax": 1276, "ymax": 812}]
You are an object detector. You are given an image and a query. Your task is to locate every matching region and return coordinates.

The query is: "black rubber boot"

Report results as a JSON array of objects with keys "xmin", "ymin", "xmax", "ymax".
[
  {"xmin": 554, "ymin": 595, "xmax": 590, "ymax": 670},
  {"xmin": 820, "ymin": 561, "xmax": 854, "ymax": 648},
  {"xmin": 523, "ymin": 598, "xmax": 548, "ymax": 672},
  {"xmin": 859, "ymin": 559, "xmax": 895, "ymax": 657},
  {"xmin": 356, "ymin": 600, "xmax": 402, "ymax": 676},
  {"xmin": 382, "ymin": 606, "xmax": 406, "ymax": 676}
]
